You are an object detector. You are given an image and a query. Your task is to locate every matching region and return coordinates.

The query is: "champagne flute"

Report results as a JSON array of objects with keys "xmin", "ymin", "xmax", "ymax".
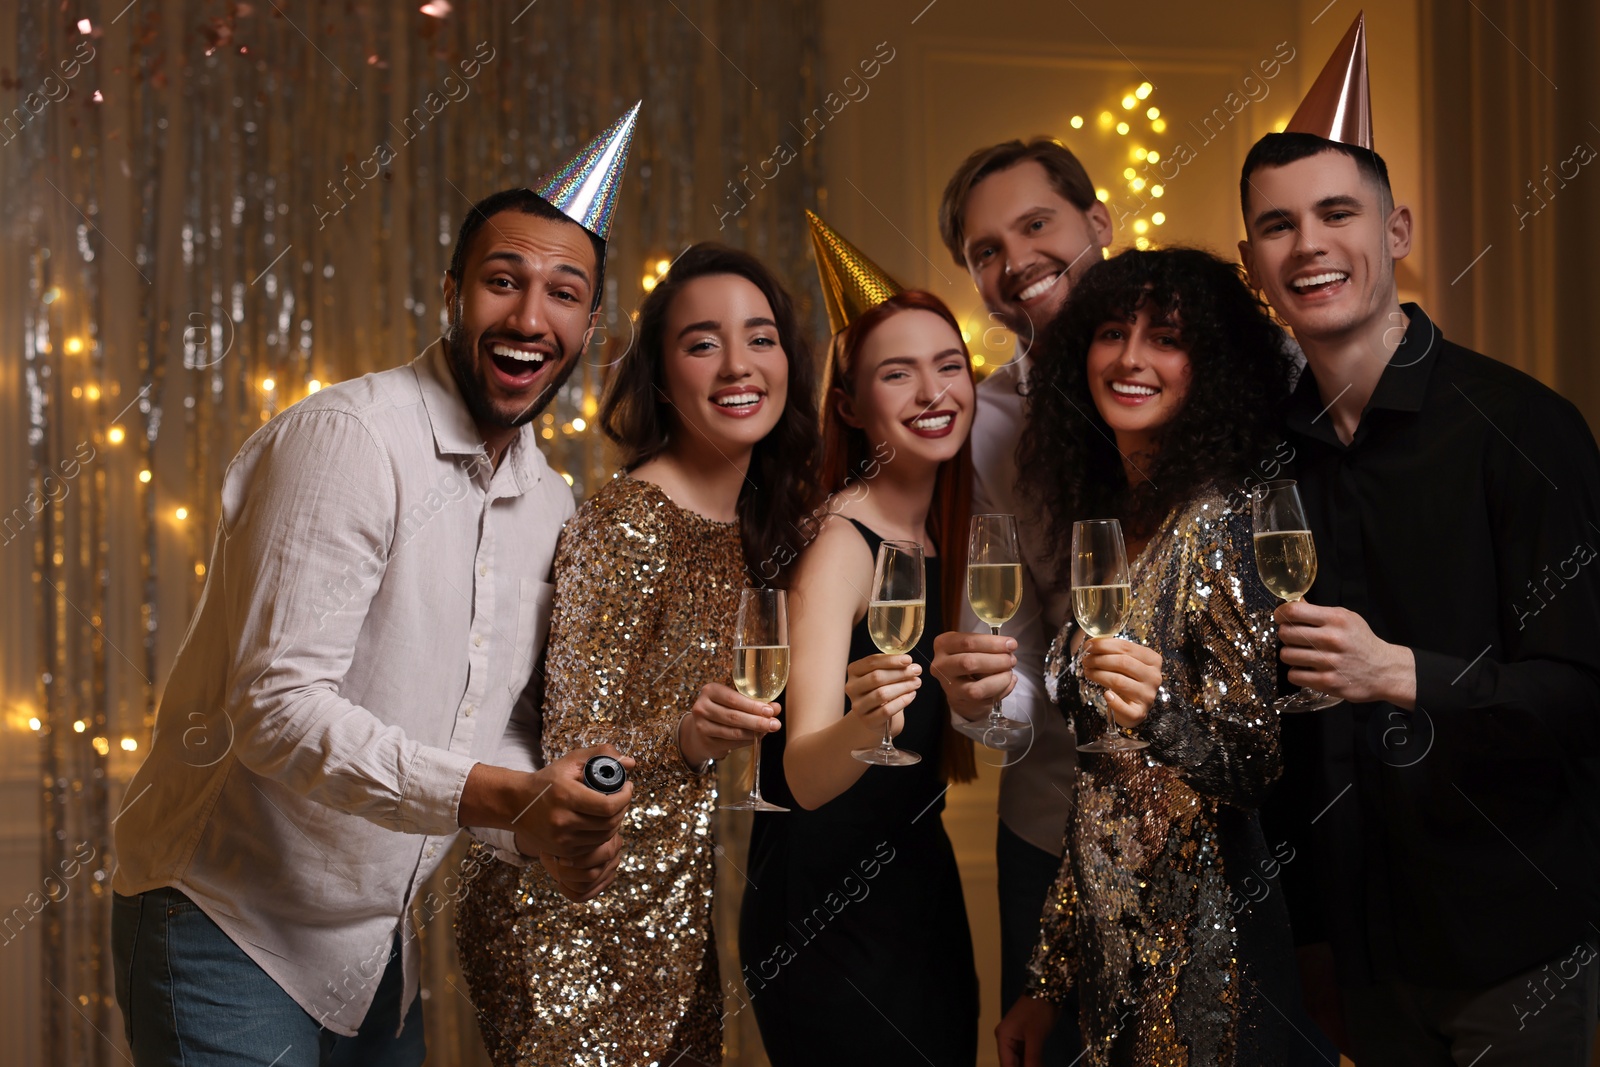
[
  {"xmin": 956, "ymin": 514, "xmax": 1031, "ymax": 747},
  {"xmin": 1250, "ymin": 480, "xmax": 1342, "ymax": 714},
  {"xmin": 721, "ymin": 588, "xmax": 791, "ymax": 811},
  {"xmin": 1071, "ymin": 519, "xmax": 1149, "ymax": 753},
  {"xmin": 851, "ymin": 540, "xmax": 925, "ymax": 767}
]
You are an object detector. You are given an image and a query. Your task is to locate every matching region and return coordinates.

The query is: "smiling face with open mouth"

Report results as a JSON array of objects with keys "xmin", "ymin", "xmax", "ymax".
[
  {"xmin": 443, "ymin": 209, "xmax": 597, "ymax": 453},
  {"xmin": 1085, "ymin": 304, "xmax": 1193, "ymax": 459},
  {"xmin": 842, "ymin": 307, "xmax": 973, "ymax": 469},
  {"xmin": 657, "ymin": 272, "xmax": 789, "ymax": 461},
  {"xmin": 960, "ymin": 160, "xmax": 1113, "ymax": 342},
  {"xmin": 1239, "ymin": 149, "xmax": 1410, "ymax": 346}
]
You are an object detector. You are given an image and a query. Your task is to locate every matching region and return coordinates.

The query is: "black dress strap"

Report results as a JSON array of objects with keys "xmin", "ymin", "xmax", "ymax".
[{"xmin": 846, "ymin": 517, "xmax": 884, "ymax": 555}]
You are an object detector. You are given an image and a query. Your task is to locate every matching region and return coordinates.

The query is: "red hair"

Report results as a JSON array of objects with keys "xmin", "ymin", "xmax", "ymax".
[{"xmin": 818, "ymin": 290, "xmax": 976, "ymax": 783}]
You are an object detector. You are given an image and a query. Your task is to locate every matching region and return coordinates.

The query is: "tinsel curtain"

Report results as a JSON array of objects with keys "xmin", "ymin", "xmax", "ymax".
[{"xmin": 0, "ymin": 2, "xmax": 820, "ymax": 1063}]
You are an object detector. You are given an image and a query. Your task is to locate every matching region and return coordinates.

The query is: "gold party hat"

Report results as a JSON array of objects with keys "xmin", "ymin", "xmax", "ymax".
[
  {"xmin": 1286, "ymin": 13, "xmax": 1373, "ymax": 149},
  {"xmin": 531, "ymin": 102, "xmax": 641, "ymax": 241},
  {"xmin": 806, "ymin": 210, "xmax": 905, "ymax": 335}
]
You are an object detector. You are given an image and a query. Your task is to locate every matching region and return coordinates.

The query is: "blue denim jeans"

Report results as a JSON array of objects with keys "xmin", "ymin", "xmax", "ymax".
[{"xmin": 112, "ymin": 887, "xmax": 424, "ymax": 1067}]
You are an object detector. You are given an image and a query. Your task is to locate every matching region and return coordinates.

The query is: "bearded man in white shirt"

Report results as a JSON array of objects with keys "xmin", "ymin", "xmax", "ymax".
[
  {"xmin": 930, "ymin": 138, "xmax": 1112, "ymax": 1064},
  {"xmin": 109, "ymin": 177, "xmax": 637, "ymax": 1066}
]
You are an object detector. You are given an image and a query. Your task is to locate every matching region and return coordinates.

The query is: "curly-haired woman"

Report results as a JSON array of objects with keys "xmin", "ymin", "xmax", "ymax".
[{"xmin": 996, "ymin": 247, "xmax": 1301, "ymax": 1066}]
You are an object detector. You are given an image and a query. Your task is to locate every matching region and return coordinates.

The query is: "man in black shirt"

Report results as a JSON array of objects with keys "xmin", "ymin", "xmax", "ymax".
[{"xmin": 1238, "ymin": 108, "xmax": 1600, "ymax": 1067}]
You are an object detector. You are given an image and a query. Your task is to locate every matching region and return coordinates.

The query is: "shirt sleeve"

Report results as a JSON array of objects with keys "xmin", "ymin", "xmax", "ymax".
[
  {"xmin": 1142, "ymin": 507, "xmax": 1284, "ymax": 808},
  {"xmin": 1412, "ymin": 390, "xmax": 1600, "ymax": 751},
  {"xmin": 463, "ymin": 679, "xmax": 545, "ymax": 866},
  {"xmin": 219, "ymin": 409, "xmax": 477, "ymax": 836}
]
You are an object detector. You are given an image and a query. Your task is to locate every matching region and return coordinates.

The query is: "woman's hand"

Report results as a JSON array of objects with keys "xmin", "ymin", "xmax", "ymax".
[
  {"xmin": 844, "ymin": 653, "xmax": 921, "ymax": 739},
  {"xmin": 996, "ymin": 994, "xmax": 1062, "ymax": 1067},
  {"xmin": 1081, "ymin": 637, "xmax": 1162, "ymax": 729},
  {"xmin": 678, "ymin": 682, "xmax": 781, "ymax": 766}
]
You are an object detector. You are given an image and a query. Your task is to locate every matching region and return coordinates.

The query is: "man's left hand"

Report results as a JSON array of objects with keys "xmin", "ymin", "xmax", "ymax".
[{"xmin": 1276, "ymin": 601, "xmax": 1416, "ymax": 708}]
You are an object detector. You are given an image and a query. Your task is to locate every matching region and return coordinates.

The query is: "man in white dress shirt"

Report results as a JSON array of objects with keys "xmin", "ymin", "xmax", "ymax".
[
  {"xmin": 110, "ymin": 184, "xmax": 635, "ymax": 1066},
  {"xmin": 931, "ymin": 138, "xmax": 1112, "ymax": 1062}
]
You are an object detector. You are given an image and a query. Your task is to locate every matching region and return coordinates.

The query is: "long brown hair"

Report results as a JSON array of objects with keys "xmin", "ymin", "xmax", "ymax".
[
  {"xmin": 599, "ymin": 242, "xmax": 821, "ymax": 587},
  {"xmin": 819, "ymin": 290, "xmax": 976, "ymax": 783}
]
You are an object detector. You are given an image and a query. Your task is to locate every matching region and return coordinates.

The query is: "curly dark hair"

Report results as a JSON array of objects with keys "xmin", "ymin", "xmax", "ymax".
[
  {"xmin": 598, "ymin": 241, "xmax": 821, "ymax": 587},
  {"xmin": 1017, "ymin": 247, "xmax": 1294, "ymax": 582}
]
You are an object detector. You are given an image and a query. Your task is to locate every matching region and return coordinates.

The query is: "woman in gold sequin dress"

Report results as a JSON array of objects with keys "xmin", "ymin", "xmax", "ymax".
[
  {"xmin": 997, "ymin": 249, "xmax": 1301, "ymax": 1067},
  {"xmin": 455, "ymin": 243, "xmax": 820, "ymax": 1067}
]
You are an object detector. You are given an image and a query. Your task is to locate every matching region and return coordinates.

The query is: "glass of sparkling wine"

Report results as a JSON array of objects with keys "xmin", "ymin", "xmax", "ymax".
[
  {"xmin": 852, "ymin": 539, "xmax": 925, "ymax": 767},
  {"xmin": 721, "ymin": 588, "xmax": 792, "ymax": 811},
  {"xmin": 1071, "ymin": 519, "xmax": 1148, "ymax": 753},
  {"xmin": 1251, "ymin": 480, "xmax": 1342, "ymax": 714},
  {"xmin": 956, "ymin": 514, "xmax": 1030, "ymax": 747}
]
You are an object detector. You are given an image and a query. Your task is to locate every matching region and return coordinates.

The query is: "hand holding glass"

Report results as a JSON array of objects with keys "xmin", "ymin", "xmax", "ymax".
[
  {"xmin": 956, "ymin": 514, "xmax": 1030, "ymax": 748},
  {"xmin": 1250, "ymin": 480, "xmax": 1342, "ymax": 714},
  {"xmin": 721, "ymin": 588, "xmax": 791, "ymax": 811},
  {"xmin": 852, "ymin": 540, "xmax": 924, "ymax": 767},
  {"xmin": 1071, "ymin": 519, "xmax": 1148, "ymax": 753}
]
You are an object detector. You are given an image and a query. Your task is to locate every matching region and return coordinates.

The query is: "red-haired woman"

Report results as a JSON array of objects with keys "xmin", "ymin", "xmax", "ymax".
[{"xmin": 738, "ymin": 288, "xmax": 980, "ymax": 1066}]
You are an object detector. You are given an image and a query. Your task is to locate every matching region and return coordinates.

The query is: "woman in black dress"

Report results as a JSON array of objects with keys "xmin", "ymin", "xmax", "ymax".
[{"xmin": 738, "ymin": 242, "xmax": 980, "ymax": 1066}]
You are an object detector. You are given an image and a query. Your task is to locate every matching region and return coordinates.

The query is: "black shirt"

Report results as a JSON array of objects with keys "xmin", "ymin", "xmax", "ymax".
[{"xmin": 1266, "ymin": 303, "xmax": 1600, "ymax": 987}]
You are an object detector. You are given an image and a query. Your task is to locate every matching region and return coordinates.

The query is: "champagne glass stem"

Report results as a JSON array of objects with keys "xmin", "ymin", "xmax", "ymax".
[
  {"xmin": 987, "ymin": 624, "xmax": 1006, "ymax": 728},
  {"xmin": 748, "ymin": 735, "xmax": 763, "ymax": 803}
]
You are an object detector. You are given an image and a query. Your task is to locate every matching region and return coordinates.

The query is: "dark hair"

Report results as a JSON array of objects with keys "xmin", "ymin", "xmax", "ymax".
[
  {"xmin": 599, "ymin": 242, "xmax": 821, "ymax": 586},
  {"xmin": 1239, "ymin": 132, "xmax": 1393, "ymax": 222},
  {"xmin": 446, "ymin": 187, "xmax": 608, "ymax": 310},
  {"xmin": 1017, "ymin": 248, "xmax": 1295, "ymax": 578},
  {"xmin": 819, "ymin": 290, "xmax": 976, "ymax": 783},
  {"xmin": 938, "ymin": 138, "xmax": 1099, "ymax": 266}
]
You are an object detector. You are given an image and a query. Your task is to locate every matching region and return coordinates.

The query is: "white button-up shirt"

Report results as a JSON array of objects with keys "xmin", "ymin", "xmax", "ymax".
[
  {"xmin": 963, "ymin": 355, "xmax": 1079, "ymax": 857},
  {"xmin": 112, "ymin": 345, "xmax": 572, "ymax": 1035}
]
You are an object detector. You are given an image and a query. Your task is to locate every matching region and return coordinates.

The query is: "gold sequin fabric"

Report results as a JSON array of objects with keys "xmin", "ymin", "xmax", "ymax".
[
  {"xmin": 456, "ymin": 474, "xmax": 745, "ymax": 1067},
  {"xmin": 1028, "ymin": 490, "xmax": 1285, "ymax": 1066}
]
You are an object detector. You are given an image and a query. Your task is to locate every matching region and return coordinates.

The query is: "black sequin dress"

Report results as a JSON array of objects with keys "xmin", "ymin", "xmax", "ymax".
[
  {"xmin": 739, "ymin": 519, "xmax": 980, "ymax": 1067},
  {"xmin": 1027, "ymin": 490, "xmax": 1297, "ymax": 1067}
]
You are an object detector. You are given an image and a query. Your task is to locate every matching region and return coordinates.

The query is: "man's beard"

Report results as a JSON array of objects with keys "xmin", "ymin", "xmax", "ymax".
[{"xmin": 444, "ymin": 320, "xmax": 582, "ymax": 434}]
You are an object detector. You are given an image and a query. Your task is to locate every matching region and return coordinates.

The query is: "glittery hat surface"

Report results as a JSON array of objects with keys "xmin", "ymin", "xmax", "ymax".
[
  {"xmin": 531, "ymin": 101, "xmax": 641, "ymax": 241},
  {"xmin": 1285, "ymin": 12, "xmax": 1373, "ymax": 150},
  {"xmin": 806, "ymin": 209, "xmax": 906, "ymax": 335}
]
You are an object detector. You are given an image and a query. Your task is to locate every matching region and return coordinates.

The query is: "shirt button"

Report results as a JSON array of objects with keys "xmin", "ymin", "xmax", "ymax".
[
  {"xmin": 479, "ymin": 564, "xmax": 488, "ymax": 577},
  {"xmin": 463, "ymin": 704, "xmax": 474, "ymax": 718},
  {"xmin": 473, "ymin": 634, "xmax": 483, "ymax": 647}
]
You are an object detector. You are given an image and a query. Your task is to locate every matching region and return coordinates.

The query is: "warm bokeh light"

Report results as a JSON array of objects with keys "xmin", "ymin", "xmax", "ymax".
[
  {"xmin": 307, "ymin": 379, "xmax": 322, "ymax": 393},
  {"xmin": 1069, "ymin": 115, "xmax": 1083, "ymax": 129},
  {"xmin": 1274, "ymin": 117, "xmax": 1289, "ymax": 132},
  {"xmin": 120, "ymin": 737, "xmax": 138, "ymax": 752},
  {"xmin": 195, "ymin": 562, "xmax": 206, "ymax": 576},
  {"xmin": 1152, "ymin": 118, "xmax": 1167, "ymax": 134},
  {"xmin": 261, "ymin": 377, "xmax": 276, "ymax": 392},
  {"xmin": 73, "ymin": 720, "xmax": 86, "ymax": 733},
  {"xmin": 92, "ymin": 736, "xmax": 110, "ymax": 756},
  {"xmin": 28, "ymin": 717, "xmax": 42, "ymax": 731},
  {"xmin": 1116, "ymin": 122, "xmax": 1129, "ymax": 136},
  {"xmin": 1151, "ymin": 185, "xmax": 1165, "ymax": 198},
  {"xmin": 64, "ymin": 336, "xmax": 85, "ymax": 355},
  {"xmin": 1147, "ymin": 107, "xmax": 1160, "ymax": 120},
  {"xmin": 1147, "ymin": 151, "xmax": 1160, "ymax": 163},
  {"xmin": 1135, "ymin": 236, "xmax": 1151, "ymax": 250},
  {"xmin": 1153, "ymin": 212, "xmax": 1166, "ymax": 226},
  {"xmin": 1134, "ymin": 219, "xmax": 1150, "ymax": 234},
  {"xmin": 655, "ymin": 258, "xmax": 671, "ymax": 275},
  {"xmin": 1098, "ymin": 111, "xmax": 1113, "ymax": 128},
  {"xmin": 572, "ymin": 417, "xmax": 587, "ymax": 432},
  {"xmin": 1123, "ymin": 167, "xmax": 1136, "ymax": 180},
  {"xmin": 1121, "ymin": 95, "xmax": 1136, "ymax": 110},
  {"xmin": 85, "ymin": 384, "xmax": 101, "ymax": 401},
  {"xmin": 560, "ymin": 471, "xmax": 575, "ymax": 486},
  {"xmin": 1130, "ymin": 178, "xmax": 1146, "ymax": 192},
  {"xmin": 138, "ymin": 469, "xmax": 152, "ymax": 483},
  {"xmin": 174, "ymin": 506, "xmax": 189, "ymax": 521},
  {"xmin": 107, "ymin": 425, "xmax": 126, "ymax": 445},
  {"xmin": 1095, "ymin": 188, "xmax": 1109, "ymax": 203},
  {"xmin": 1136, "ymin": 82, "xmax": 1153, "ymax": 99},
  {"xmin": 642, "ymin": 274, "xmax": 657, "ymax": 292}
]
